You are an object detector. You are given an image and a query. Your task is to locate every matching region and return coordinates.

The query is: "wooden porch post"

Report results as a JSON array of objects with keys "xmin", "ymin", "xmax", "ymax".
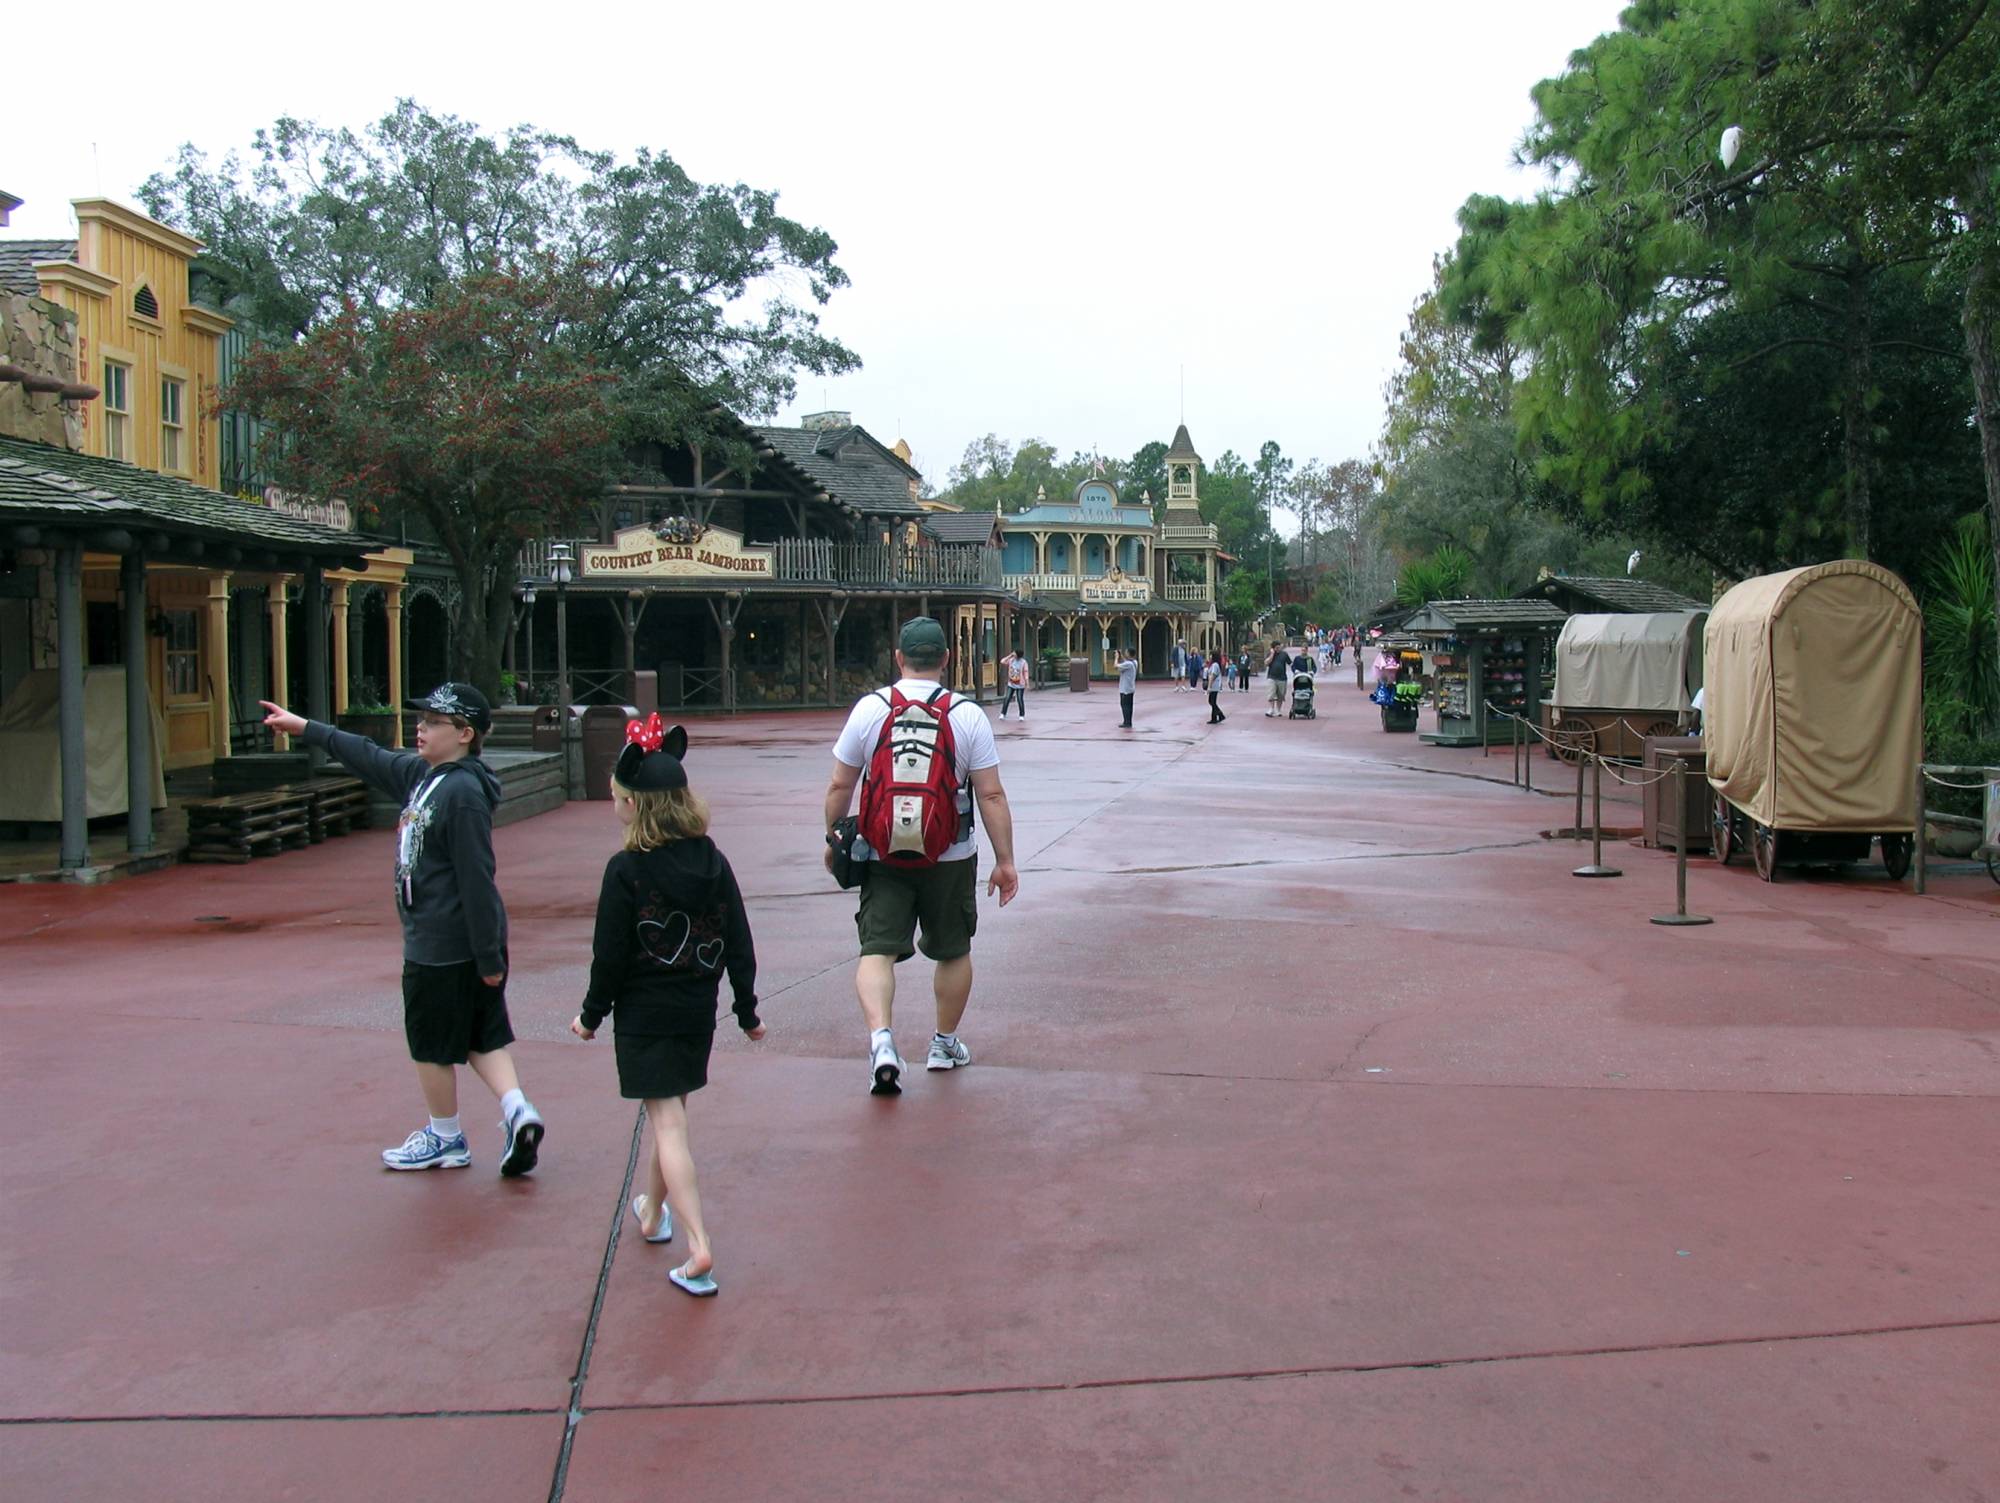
[
  {"xmin": 302, "ymin": 560, "xmax": 329, "ymax": 771},
  {"xmin": 385, "ymin": 584, "xmax": 405, "ymax": 747},
  {"xmin": 206, "ymin": 572, "xmax": 233, "ymax": 759},
  {"xmin": 55, "ymin": 544, "xmax": 88, "ymax": 869},
  {"xmin": 330, "ymin": 579, "xmax": 351, "ymax": 717},
  {"xmin": 121, "ymin": 550, "xmax": 153, "ymax": 854},
  {"xmin": 267, "ymin": 579, "xmax": 292, "ymax": 750}
]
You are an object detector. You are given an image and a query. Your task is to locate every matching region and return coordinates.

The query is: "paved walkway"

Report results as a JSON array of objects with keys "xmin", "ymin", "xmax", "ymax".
[{"xmin": 5, "ymin": 673, "xmax": 1997, "ymax": 1501}]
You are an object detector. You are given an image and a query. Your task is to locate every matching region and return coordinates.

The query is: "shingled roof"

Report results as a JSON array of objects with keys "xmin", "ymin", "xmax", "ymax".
[
  {"xmin": 1164, "ymin": 424, "xmax": 1201, "ymax": 463},
  {"xmin": 920, "ymin": 511, "xmax": 1001, "ymax": 546},
  {"xmin": 1403, "ymin": 598, "xmax": 1570, "ymax": 634},
  {"xmin": 0, "ymin": 239, "xmax": 78, "ymax": 295},
  {"xmin": 0, "ymin": 434, "xmax": 368, "ymax": 564},
  {"xmin": 754, "ymin": 423, "xmax": 925, "ymax": 518},
  {"xmin": 1519, "ymin": 574, "xmax": 1707, "ymax": 614}
]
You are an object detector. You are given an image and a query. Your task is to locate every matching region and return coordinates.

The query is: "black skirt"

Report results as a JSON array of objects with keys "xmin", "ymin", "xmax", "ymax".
[{"xmin": 613, "ymin": 1024, "xmax": 716, "ymax": 1100}]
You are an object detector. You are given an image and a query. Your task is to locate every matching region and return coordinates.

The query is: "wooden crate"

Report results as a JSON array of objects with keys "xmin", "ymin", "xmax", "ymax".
[{"xmin": 183, "ymin": 790, "xmax": 313, "ymax": 864}]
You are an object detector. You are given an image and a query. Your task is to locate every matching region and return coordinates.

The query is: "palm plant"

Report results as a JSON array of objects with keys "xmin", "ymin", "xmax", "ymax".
[{"xmin": 1923, "ymin": 514, "xmax": 1999, "ymax": 740}]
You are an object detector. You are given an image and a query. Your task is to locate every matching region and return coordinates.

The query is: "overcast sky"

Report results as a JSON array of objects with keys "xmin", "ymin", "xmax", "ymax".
[{"xmin": 8, "ymin": 0, "xmax": 1626, "ymax": 490}]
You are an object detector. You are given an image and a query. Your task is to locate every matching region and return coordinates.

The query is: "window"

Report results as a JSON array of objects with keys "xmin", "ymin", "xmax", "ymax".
[
  {"xmin": 103, "ymin": 361, "xmax": 130, "ymax": 461},
  {"xmin": 163, "ymin": 609, "xmax": 201, "ymax": 698},
  {"xmin": 161, "ymin": 378, "xmax": 185, "ymax": 473}
]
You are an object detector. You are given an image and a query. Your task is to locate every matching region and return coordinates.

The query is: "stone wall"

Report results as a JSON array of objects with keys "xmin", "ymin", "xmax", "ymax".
[{"xmin": 0, "ymin": 290, "xmax": 83, "ymax": 449}]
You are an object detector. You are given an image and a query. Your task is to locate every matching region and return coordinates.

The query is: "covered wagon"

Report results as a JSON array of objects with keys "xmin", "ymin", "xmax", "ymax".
[
  {"xmin": 1540, "ymin": 611, "xmax": 1706, "ymax": 763},
  {"xmin": 1704, "ymin": 561, "xmax": 1920, "ymax": 881}
]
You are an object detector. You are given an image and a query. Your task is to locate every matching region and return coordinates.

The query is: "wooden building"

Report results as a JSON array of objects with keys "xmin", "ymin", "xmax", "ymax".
[
  {"xmin": 516, "ymin": 411, "xmax": 1023, "ymax": 710},
  {"xmin": 999, "ymin": 424, "xmax": 1231, "ymax": 675},
  {"xmin": 1, "ymin": 196, "xmax": 420, "ymax": 768}
]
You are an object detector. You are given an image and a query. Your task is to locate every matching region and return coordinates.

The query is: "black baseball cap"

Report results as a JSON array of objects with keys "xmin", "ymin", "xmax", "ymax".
[{"xmin": 406, "ymin": 682, "xmax": 492, "ymax": 733}]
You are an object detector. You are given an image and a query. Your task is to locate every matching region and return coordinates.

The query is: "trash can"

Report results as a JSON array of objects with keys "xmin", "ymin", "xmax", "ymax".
[
  {"xmin": 1643, "ymin": 736, "xmax": 1711, "ymax": 852},
  {"xmin": 578, "ymin": 705, "xmax": 635, "ymax": 801},
  {"xmin": 530, "ymin": 705, "xmax": 563, "ymax": 754},
  {"xmin": 1068, "ymin": 657, "xmax": 1090, "ymax": 692}
]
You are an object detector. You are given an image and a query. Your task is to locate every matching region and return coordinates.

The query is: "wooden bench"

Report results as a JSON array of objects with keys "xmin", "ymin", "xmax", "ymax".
[
  {"xmin": 184, "ymin": 789, "xmax": 313, "ymax": 864},
  {"xmin": 290, "ymin": 776, "xmax": 371, "ymax": 842}
]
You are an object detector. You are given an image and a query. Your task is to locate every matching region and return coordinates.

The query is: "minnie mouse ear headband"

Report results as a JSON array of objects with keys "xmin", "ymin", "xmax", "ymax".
[{"xmin": 614, "ymin": 713, "xmax": 689, "ymax": 792}]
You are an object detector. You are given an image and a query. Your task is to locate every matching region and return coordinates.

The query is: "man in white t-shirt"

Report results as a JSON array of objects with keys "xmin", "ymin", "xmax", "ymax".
[{"xmin": 823, "ymin": 616, "xmax": 1021, "ymax": 1096}]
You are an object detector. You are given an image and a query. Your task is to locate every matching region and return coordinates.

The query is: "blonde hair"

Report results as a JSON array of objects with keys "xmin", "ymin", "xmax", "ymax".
[{"xmin": 613, "ymin": 778, "xmax": 710, "ymax": 851}]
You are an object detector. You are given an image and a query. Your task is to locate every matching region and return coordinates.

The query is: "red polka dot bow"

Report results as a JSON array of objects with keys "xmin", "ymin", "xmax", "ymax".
[{"xmin": 626, "ymin": 712, "xmax": 667, "ymax": 752}]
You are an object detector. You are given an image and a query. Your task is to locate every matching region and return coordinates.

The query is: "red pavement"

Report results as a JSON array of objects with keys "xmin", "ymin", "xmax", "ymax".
[{"xmin": 3, "ymin": 672, "xmax": 1997, "ymax": 1501}]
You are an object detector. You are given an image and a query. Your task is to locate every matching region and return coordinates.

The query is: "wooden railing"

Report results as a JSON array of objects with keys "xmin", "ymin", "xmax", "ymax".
[
  {"xmin": 1005, "ymin": 572, "xmax": 1081, "ymax": 595},
  {"xmin": 1166, "ymin": 581, "xmax": 1213, "ymax": 602},
  {"xmin": 768, "ymin": 539, "xmax": 1002, "ymax": 588}
]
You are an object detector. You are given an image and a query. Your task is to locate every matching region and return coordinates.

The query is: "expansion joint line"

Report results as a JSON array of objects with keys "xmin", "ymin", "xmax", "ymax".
[{"xmin": 547, "ymin": 1106, "xmax": 646, "ymax": 1503}]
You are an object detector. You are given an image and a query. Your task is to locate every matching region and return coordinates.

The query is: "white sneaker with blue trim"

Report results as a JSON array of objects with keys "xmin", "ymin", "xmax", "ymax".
[{"xmin": 382, "ymin": 1127, "xmax": 471, "ymax": 1171}]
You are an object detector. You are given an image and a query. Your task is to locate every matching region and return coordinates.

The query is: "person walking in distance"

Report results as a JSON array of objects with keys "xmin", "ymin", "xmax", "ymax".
[
  {"xmin": 261, "ymin": 686, "xmax": 545, "ymax": 1175},
  {"xmin": 1186, "ymin": 647, "xmax": 1204, "ymax": 694},
  {"xmin": 1171, "ymin": 638, "xmax": 1187, "ymax": 691},
  {"xmin": 1000, "ymin": 647, "xmax": 1032, "ymax": 719},
  {"xmin": 1000, "ymin": 648, "xmax": 1030, "ymax": 721},
  {"xmin": 1265, "ymin": 641, "xmax": 1290, "ymax": 716},
  {"xmin": 1238, "ymin": 647, "xmax": 1253, "ymax": 692},
  {"xmin": 1116, "ymin": 643, "xmax": 1139, "ymax": 729},
  {"xmin": 823, "ymin": 617, "xmax": 1020, "ymax": 1095},
  {"xmin": 1203, "ymin": 653, "xmax": 1227, "ymax": 723}
]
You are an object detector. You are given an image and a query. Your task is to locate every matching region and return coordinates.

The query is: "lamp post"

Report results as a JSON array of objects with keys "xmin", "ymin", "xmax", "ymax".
[
  {"xmin": 549, "ymin": 542, "xmax": 574, "ymax": 709},
  {"xmin": 517, "ymin": 578, "xmax": 539, "ymax": 697}
]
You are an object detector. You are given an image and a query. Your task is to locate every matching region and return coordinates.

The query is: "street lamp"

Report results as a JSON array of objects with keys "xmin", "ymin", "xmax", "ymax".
[
  {"xmin": 549, "ymin": 542, "xmax": 574, "ymax": 708},
  {"xmin": 516, "ymin": 577, "xmax": 539, "ymax": 697}
]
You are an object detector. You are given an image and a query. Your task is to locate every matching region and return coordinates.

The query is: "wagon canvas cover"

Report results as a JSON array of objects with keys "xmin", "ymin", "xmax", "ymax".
[
  {"xmin": 1551, "ymin": 611, "xmax": 1705, "ymax": 713},
  {"xmin": 1703, "ymin": 561, "xmax": 1920, "ymax": 831}
]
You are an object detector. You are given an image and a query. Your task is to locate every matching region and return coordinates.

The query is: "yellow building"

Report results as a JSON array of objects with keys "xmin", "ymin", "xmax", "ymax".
[
  {"xmin": 31, "ymin": 199, "xmax": 231, "ymax": 487},
  {"xmin": 3, "ymin": 197, "xmax": 411, "ymax": 773}
]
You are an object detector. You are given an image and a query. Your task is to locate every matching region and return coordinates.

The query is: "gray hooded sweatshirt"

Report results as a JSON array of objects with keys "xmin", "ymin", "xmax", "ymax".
[{"xmin": 302, "ymin": 722, "xmax": 509, "ymax": 975}]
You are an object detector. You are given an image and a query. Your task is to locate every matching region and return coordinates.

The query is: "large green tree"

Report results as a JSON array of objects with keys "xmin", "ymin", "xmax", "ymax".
[{"xmin": 143, "ymin": 99, "xmax": 859, "ymax": 693}]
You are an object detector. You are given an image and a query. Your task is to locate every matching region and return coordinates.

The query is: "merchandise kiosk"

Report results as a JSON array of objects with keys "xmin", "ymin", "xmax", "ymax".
[{"xmin": 1401, "ymin": 599, "xmax": 1567, "ymax": 747}]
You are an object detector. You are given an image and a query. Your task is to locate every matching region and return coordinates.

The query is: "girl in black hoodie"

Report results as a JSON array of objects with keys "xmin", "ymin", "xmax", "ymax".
[{"xmin": 570, "ymin": 718, "xmax": 760, "ymax": 1296}]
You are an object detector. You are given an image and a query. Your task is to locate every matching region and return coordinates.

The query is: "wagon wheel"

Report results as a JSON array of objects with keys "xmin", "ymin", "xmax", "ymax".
[
  {"xmin": 1752, "ymin": 822, "xmax": 1779, "ymax": 883},
  {"xmin": 1880, "ymin": 832, "xmax": 1913, "ymax": 882},
  {"xmin": 1640, "ymin": 718, "xmax": 1679, "ymax": 743},
  {"xmin": 1550, "ymin": 716, "xmax": 1595, "ymax": 765},
  {"xmin": 1713, "ymin": 805, "xmax": 1736, "ymax": 866}
]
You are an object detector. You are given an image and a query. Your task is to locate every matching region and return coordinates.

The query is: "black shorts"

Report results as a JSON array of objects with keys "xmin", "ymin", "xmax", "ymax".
[
  {"xmin": 402, "ymin": 959, "xmax": 516, "ymax": 1065},
  {"xmin": 856, "ymin": 857, "xmax": 978, "ymax": 963}
]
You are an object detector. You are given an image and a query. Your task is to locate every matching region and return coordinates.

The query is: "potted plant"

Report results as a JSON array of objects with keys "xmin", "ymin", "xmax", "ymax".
[{"xmin": 338, "ymin": 677, "xmax": 397, "ymax": 742}]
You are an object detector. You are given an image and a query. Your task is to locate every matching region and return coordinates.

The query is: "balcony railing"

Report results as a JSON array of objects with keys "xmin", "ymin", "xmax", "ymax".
[
  {"xmin": 768, "ymin": 539, "xmax": 1002, "ymax": 589},
  {"xmin": 1004, "ymin": 572, "xmax": 1081, "ymax": 595},
  {"xmin": 1160, "ymin": 524, "xmax": 1219, "ymax": 545},
  {"xmin": 1166, "ymin": 581, "xmax": 1214, "ymax": 602}
]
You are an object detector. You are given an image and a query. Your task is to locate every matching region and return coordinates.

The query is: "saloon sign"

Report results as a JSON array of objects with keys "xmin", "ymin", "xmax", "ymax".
[{"xmin": 581, "ymin": 523, "xmax": 772, "ymax": 579}]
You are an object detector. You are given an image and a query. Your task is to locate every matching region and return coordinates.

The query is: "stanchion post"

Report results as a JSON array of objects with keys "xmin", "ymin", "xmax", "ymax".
[
  {"xmin": 1574, "ymin": 749, "xmax": 1586, "ymax": 842},
  {"xmin": 1652, "ymin": 760, "xmax": 1713, "ymax": 924},
  {"xmin": 1574, "ymin": 754, "xmax": 1623, "ymax": 878},
  {"xmin": 1524, "ymin": 716, "xmax": 1534, "ymax": 794}
]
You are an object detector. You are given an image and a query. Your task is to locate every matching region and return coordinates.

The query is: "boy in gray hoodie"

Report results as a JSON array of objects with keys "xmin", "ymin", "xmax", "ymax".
[{"xmin": 261, "ymin": 684, "xmax": 545, "ymax": 1175}]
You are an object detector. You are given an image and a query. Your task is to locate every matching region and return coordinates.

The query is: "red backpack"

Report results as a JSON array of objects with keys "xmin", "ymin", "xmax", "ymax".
[{"xmin": 858, "ymin": 687, "xmax": 964, "ymax": 867}]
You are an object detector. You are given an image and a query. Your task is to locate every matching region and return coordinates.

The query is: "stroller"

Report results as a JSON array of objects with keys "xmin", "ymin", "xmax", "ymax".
[{"xmin": 1289, "ymin": 668, "xmax": 1317, "ymax": 719}]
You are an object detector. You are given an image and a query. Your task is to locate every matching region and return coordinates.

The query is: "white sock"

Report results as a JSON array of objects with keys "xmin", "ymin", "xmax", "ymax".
[
  {"xmin": 430, "ymin": 1115, "xmax": 462, "ymax": 1141},
  {"xmin": 871, "ymin": 1027, "xmax": 894, "ymax": 1052},
  {"xmin": 499, "ymin": 1088, "xmax": 525, "ymax": 1123},
  {"xmin": 934, "ymin": 1031, "xmax": 957, "ymax": 1045}
]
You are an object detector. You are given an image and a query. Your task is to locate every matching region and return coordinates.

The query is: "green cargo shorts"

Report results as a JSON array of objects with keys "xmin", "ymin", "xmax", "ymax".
[{"xmin": 856, "ymin": 856, "xmax": 978, "ymax": 963}]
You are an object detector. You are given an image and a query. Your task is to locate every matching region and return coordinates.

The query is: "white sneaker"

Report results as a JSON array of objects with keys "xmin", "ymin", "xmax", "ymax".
[
  {"xmin": 927, "ymin": 1035, "xmax": 971, "ymax": 1071},
  {"xmin": 869, "ymin": 1036, "xmax": 905, "ymax": 1096}
]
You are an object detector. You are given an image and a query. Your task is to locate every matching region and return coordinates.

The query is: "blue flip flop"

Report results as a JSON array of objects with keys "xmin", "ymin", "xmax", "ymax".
[
  {"xmin": 669, "ymin": 1263, "xmax": 718, "ymax": 1297},
  {"xmin": 630, "ymin": 1195, "xmax": 673, "ymax": 1244}
]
